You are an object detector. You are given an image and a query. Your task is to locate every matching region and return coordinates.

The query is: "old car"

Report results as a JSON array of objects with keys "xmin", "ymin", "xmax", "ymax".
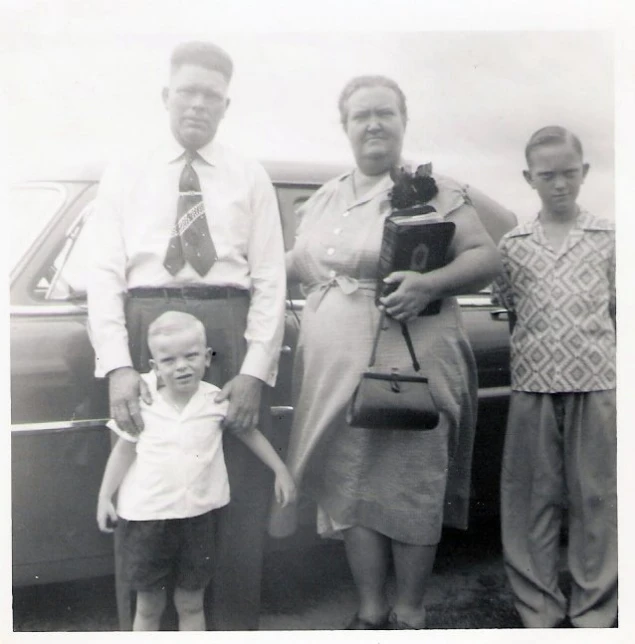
[{"xmin": 10, "ymin": 160, "xmax": 512, "ymax": 589}]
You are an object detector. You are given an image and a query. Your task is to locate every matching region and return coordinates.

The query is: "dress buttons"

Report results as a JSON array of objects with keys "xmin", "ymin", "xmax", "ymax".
[
  {"xmin": 326, "ymin": 248, "xmax": 335, "ymax": 256},
  {"xmin": 334, "ymin": 227, "xmax": 342, "ymax": 235},
  {"xmin": 342, "ymin": 211, "xmax": 350, "ymax": 218},
  {"xmin": 328, "ymin": 270, "xmax": 336, "ymax": 278}
]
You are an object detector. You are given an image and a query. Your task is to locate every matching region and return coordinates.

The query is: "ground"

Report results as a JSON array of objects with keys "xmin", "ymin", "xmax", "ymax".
[{"xmin": 13, "ymin": 519, "xmax": 529, "ymax": 631}]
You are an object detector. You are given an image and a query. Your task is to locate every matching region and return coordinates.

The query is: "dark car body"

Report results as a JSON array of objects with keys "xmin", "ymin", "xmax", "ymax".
[{"xmin": 10, "ymin": 160, "xmax": 511, "ymax": 587}]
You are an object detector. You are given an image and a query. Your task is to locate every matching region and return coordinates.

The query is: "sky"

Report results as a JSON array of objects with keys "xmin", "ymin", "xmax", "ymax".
[{"xmin": 0, "ymin": 4, "xmax": 619, "ymax": 222}]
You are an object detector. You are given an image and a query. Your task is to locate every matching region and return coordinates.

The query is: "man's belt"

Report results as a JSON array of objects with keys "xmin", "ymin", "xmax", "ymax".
[{"xmin": 128, "ymin": 286, "xmax": 249, "ymax": 300}]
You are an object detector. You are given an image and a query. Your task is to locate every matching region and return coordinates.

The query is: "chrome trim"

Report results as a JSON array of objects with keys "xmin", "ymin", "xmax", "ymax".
[
  {"xmin": 11, "ymin": 419, "xmax": 109, "ymax": 434},
  {"xmin": 286, "ymin": 296, "xmax": 493, "ymax": 312},
  {"xmin": 270, "ymin": 406, "xmax": 294, "ymax": 417},
  {"xmin": 477, "ymin": 386, "xmax": 511, "ymax": 400},
  {"xmin": 12, "ymin": 181, "xmax": 68, "ymax": 201},
  {"xmin": 10, "ymin": 303, "xmax": 87, "ymax": 317},
  {"xmin": 456, "ymin": 294, "xmax": 494, "ymax": 307}
]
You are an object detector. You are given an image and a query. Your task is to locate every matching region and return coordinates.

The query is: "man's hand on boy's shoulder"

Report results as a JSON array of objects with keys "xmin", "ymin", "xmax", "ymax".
[
  {"xmin": 108, "ymin": 366, "xmax": 153, "ymax": 436},
  {"xmin": 215, "ymin": 374, "xmax": 262, "ymax": 435}
]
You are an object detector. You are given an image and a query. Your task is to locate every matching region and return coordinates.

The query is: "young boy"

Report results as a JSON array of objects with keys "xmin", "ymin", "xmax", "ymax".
[
  {"xmin": 96, "ymin": 311, "xmax": 296, "ymax": 631},
  {"xmin": 493, "ymin": 126, "xmax": 616, "ymax": 628}
]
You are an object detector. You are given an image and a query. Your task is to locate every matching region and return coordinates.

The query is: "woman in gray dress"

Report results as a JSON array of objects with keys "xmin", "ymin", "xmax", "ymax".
[{"xmin": 272, "ymin": 75, "xmax": 503, "ymax": 629}]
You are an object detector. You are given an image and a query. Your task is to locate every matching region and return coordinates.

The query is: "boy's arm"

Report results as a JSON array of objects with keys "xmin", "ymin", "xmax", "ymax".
[
  {"xmin": 235, "ymin": 429, "xmax": 297, "ymax": 506},
  {"xmin": 96, "ymin": 436, "xmax": 136, "ymax": 532},
  {"xmin": 491, "ymin": 240, "xmax": 516, "ymax": 334}
]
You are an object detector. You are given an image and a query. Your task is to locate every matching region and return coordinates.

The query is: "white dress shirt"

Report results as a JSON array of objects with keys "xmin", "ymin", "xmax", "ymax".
[
  {"xmin": 87, "ymin": 137, "xmax": 286, "ymax": 386},
  {"xmin": 110, "ymin": 376, "xmax": 231, "ymax": 520}
]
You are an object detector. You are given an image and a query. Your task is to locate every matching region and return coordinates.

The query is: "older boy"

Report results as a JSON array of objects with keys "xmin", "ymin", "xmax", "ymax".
[
  {"xmin": 97, "ymin": 311, "xmax": 296, "ymax": 631},
  {"xmin": 493, "ymin": 126, "xmax": 616, "ymax": 628}
]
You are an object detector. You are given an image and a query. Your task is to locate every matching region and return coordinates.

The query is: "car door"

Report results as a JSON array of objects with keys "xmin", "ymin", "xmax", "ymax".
[
  {"xmin": 10, "ymin": 182, "xmax": 114, "ymax": 586},
  {"xmin": 458, "ymin": 293, "xmax": 511, "ymax": 517},
  {"xmin": 266, "ymin": 183, "xmax": 315, "ymax": 463}
]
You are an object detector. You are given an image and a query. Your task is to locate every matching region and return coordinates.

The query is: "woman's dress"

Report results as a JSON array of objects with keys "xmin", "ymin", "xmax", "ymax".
[{"xmin": 283, "ymin": 170, "xmax": 478, "ymax": 545}]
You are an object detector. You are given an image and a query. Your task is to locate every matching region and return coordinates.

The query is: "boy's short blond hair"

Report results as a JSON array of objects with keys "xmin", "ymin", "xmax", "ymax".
[
  {"xmin": 147, "ymin": 311, "xmax": 207, "ymax": 355},
  {"xmin": 525, "ymin": 126, "xmax": 584, "ymax": 166}
]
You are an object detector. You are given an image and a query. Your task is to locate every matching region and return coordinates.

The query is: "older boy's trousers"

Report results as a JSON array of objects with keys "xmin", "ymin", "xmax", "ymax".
[
  {"xmin": 115, "ymin": 291, "xmax": 274, "ymax": 631},
  {"xmin": 501, "ymin": 390, "xmax": 617, "ymax": 628}
]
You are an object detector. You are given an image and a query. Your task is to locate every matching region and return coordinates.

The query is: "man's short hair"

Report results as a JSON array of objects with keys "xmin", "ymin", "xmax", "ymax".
[
  {"xmin": 525, "ymin": 126, "xmax": 584, "ymax": 165},
  {"xmin": 170, "ymin": 41, "xmax": 233, "ymax": 81},
  {"xmin": 147, "ymin": 311, "xmax": 207, "ymax": 354},
  {"xmin": 338, "ymin": 75, "xmax": 408, "ymax": 126}
]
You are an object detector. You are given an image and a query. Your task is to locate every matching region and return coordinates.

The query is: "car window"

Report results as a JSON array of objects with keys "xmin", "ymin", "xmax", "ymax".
[
  {"xmin": 274, "ymin": 185, "xmax": 316, "ymax": 251},
  {"xmin": 9, "ymin": 184, "xmax": 67, "ymax": 270},
  {"xmin": 40, "ymin": 186, "xmax": 318, "ymax": 302},
  {"xmin": 35, "ymin": 201, "xmax": 95, "ymax": 301}
]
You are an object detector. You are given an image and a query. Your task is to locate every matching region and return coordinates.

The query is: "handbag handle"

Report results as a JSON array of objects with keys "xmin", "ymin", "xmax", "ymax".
[{"xmin": 368, "ymin": 309, "xmax": 421, "ymax": 372}]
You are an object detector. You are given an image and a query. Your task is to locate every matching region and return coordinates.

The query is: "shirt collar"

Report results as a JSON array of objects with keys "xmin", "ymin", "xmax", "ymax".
[
  {"xmin": 140, "ymin": 372, "xmax": 215, "ymax": 417},
  {"xmin": 158, "ymin": 133, "xmax": 220, "ymax": 166},
  {"xmin": 336, "ymin": 158, "xmax": 432, "ymax": 183},
  {"xmin": 336, "ymin": 158, "xmax": 431, "ymax": 208},
  {"xmin": 574, "ymin": 209, "xmax": 614, "ymax": 231},
  {"xmin": 506, "ymin": 208, "xmax": 612, "ymax": 240}
]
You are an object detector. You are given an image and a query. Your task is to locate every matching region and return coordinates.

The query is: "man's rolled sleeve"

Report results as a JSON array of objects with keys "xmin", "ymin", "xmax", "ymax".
[
  {"xmin": 86, "ymin": 160, "xmax": 134, "ymax": 377},
  {"xmin": 241, "ymin": 164, "xmax": 286, "ymax": 387}
]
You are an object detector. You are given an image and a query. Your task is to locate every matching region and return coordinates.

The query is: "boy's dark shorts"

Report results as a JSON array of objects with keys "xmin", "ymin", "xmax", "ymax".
[{"xmin": 119, "ymin": 509, "xmax": 217, "ymax": 592}]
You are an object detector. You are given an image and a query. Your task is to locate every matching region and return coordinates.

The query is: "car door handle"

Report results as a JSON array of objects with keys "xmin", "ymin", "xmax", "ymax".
[{"xmin": 490, "ymin": 308, "xmax": 509, "ymax": 321}]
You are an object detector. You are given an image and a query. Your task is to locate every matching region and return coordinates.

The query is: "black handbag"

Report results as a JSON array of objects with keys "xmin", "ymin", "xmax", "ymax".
[{"xmin": 347, "ymin": 310, "xmax": 440, "ymax": 430}]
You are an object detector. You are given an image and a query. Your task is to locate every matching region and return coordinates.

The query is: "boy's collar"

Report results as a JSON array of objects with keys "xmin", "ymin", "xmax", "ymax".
[
  {"xmin": 140, "ymin": 371, "xmax": 205, "ymax": 409},
  {"xmin": 507, "ymin": 208, "xmax": 613, "ymax": 238}
]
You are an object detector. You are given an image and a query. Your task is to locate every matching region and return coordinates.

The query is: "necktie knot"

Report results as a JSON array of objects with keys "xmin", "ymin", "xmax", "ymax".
[{"xmin": 180, "ymin": 161, "xmax": 200, "ymax": 193}]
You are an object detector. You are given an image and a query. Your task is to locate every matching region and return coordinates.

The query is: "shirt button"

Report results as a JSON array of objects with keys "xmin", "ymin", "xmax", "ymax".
[
  {"xmin": 334, "ymin": 227, "xmax": 342, "ymax": 235},
  {"xmin": 342, "ymin": 211, "xmax": 350, "ymax": 218},
  {"xmin": 328, "ymin": 269, "xmax": 336, "ymax": 278},
  {"xmin": 326, "ymin": 248, "xmax": 335, "ymax": 256}
]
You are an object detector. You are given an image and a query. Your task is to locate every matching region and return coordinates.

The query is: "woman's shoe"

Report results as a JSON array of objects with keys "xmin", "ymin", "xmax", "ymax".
[
  {"xmin": 346, "ymin": 613, "xmax": 391, "ymax": 630},
  {"xmin": 388, "ymin": 610, "xmax": 426, "ymax": 630}
]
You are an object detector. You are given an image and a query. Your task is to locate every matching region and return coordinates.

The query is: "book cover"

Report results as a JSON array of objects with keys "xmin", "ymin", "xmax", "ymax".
[{"xmin": 376, "ymin": 210, "xmax": 456, "ymax": 315}]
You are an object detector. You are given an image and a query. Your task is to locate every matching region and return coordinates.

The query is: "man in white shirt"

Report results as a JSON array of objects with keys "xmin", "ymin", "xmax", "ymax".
[{"xmin": 87, "ymin": 41, "xmax": 286, "ymax": 630}]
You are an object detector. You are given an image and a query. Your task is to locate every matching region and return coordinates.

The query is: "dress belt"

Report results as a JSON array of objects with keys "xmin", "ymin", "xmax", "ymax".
[
  {"xmin": 128, "ymin": 285, "xmax": 249, "ymax": 300},
  {"xmin": 305, "ymin": 276, "xmax": 376, "ymax": 311}
]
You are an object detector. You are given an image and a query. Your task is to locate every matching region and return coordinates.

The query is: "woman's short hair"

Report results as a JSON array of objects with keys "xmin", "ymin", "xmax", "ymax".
[
  {"xmin": 525, "ymin": 126, "xmax": 583, "ymax": 165},
  {"xmin": 170, "ymin": 41, "xmax": 233, "ymax": 82},
  {"xmin": 338, "ymin": 75, "xmax": 408, "ymax": 126}
]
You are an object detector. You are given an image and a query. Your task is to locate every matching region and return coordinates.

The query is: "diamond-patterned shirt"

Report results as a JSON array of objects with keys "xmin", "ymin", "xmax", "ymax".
[{"xmin": 492, "ymin": 210, "xmax": 615, "ymax": 392}]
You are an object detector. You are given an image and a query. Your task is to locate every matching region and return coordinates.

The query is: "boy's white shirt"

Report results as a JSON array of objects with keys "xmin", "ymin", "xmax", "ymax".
[{"xmin": 107, "ymin": 372, "xmax": 231, "ymax": 521}]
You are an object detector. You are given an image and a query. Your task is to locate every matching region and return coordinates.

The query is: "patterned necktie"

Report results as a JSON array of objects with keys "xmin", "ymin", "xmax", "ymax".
[{"xmin": 164, "ymin": 151, "xmax": 217, "ymax": 276}]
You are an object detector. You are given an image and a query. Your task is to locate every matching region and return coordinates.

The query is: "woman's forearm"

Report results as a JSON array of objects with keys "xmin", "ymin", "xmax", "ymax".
[{"xmin": 425, "ymin": 244, "xmax": 502, "ymax": 300}]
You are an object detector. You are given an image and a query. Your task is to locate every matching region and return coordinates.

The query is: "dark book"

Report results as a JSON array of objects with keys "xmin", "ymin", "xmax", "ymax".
[{"xmin": 376, "ymin": 206, "xmax": 456, "ymax": 315}]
